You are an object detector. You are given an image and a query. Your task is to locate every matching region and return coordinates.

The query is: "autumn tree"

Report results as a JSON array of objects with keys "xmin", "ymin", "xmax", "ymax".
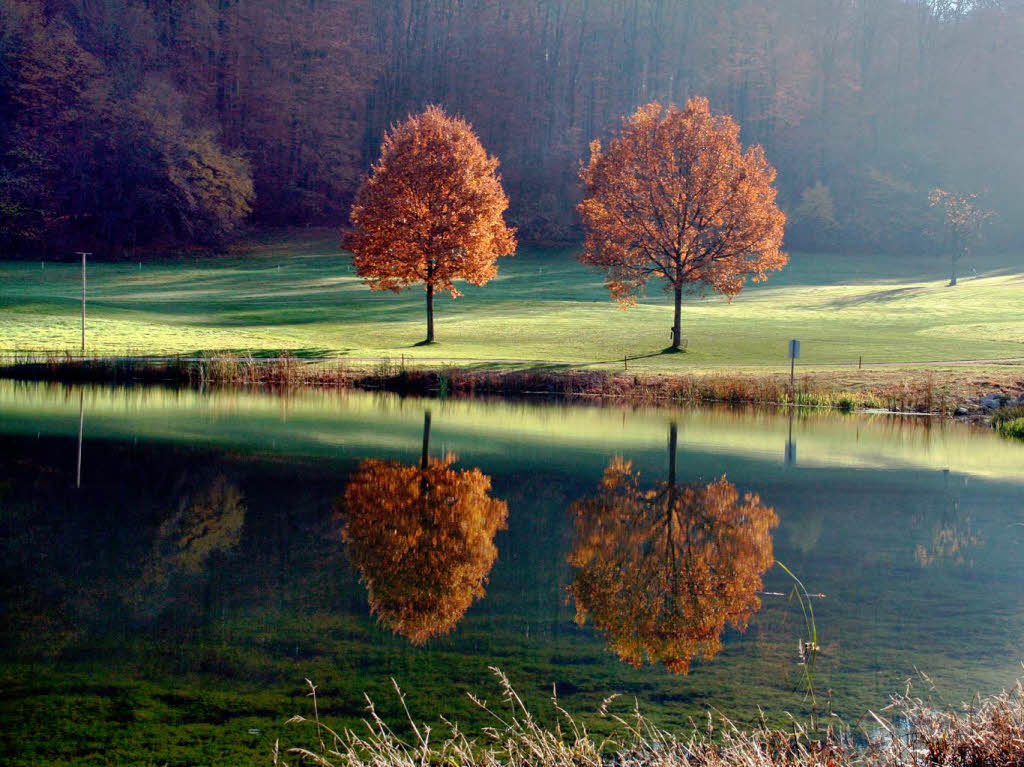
[
  {"xmin": 340, "ymin": 412, "xmax": 509, "ymax": 643},
  {"xmin": 578, "ymin": 99, "xmax": 787, "ymax": 352},
  {"xmin": 928, "ymin": 188, "xmax": 994, "ymax": 286},
  {"xmin": 567, "ymin": 424, "xmax": 777, "ymax": 673},
  {"xmin": 347, "ymin": 106, "xmax": 516, "ymax": 344}
]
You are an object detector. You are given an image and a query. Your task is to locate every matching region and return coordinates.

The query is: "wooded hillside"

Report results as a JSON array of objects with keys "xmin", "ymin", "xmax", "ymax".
[{"xmin": 2, "ymin": 0, "xmax": 1022, "ymax": 255}]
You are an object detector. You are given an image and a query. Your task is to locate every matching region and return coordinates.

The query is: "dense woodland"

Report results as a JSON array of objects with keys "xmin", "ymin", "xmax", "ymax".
[{"xmin": 2, "ymin": 0, "xmax": 1023, "ymax": 256}]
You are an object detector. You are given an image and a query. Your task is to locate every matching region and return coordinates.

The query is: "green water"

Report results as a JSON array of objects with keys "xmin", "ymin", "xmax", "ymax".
[{"xmin": 1, "ymin": 381, "xmax": 1023, "ymax": 765}]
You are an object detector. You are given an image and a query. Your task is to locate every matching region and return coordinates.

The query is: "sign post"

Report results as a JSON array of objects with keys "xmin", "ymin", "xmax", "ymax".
[{"xmin": 788, "ymin": 339, "xmax": 800, "ymax": 390}]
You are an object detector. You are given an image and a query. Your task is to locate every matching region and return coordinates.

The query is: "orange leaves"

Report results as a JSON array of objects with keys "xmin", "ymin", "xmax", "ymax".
[
  {"xmin": 340, "ymin": 455, "xmax": 508, "ymax": 644},
  {"xmin": 568, "ymin": 461, "xmax": 777, "ymax": 674},
  {"xmin": 347, "ymin": 106, "xmax": 516, "ymax": 298},
  {"xmin": 578, "ymin": 98, "xmax": 787, "ymax": 304}
]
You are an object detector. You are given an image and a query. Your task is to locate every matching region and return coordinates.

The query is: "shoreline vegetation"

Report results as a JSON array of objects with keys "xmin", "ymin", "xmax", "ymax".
[
  {"xmin": 278, "ymin": 672, "xmax": 1024, "ymax": 767},
  {"xmin": 1, "ymin": 353, "xmax": 1022, "ymax": 422}
]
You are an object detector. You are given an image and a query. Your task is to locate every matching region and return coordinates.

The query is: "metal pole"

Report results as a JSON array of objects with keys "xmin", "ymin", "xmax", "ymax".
[
  {"xmin": 76, "ymin": 389, "xmax": 84, "ymax": 488},
  {"xmin": 76, "ymin": 252, "xmax": 90, "ymax": 356}
]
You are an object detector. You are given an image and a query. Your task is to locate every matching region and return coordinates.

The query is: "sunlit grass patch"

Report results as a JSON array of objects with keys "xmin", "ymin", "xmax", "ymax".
[{"xmin": 1, "ymin": 234, "xmax": 1023, "ymax": 368}]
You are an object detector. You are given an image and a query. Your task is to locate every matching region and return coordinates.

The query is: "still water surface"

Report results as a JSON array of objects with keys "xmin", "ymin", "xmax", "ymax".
[{"xmin": 1, "ymin": 381, "xmax": 1023, "ymax": 764}]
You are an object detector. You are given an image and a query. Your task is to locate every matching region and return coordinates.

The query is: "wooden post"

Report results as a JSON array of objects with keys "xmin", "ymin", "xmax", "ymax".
[
  {"xmin": 624, "ymin": 354, "xmax": 627, "ymax": 371},
  {"xmin": 858, "ymin": 355, "xmax": 862, "ymax": 370},
  {"xmin": 788, "ymin": 339, "xmax": 800, "ymax": 401}
]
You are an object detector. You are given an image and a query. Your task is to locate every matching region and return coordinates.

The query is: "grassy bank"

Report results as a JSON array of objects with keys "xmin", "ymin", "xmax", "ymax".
[
  {"xmin": 2, "ymin": 353, "xmax": 1022, "ymax": 417},
  {"xmin": 279, "ymin": 672, "xmax": 1024, "ymax": 767},
  {"xmin": 2, "ymin": 231, "xmax": 1024, "ymax": 370}
]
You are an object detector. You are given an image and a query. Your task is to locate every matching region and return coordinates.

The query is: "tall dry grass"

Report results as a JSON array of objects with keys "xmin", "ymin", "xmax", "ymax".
[
  {"xmin": 1, "ymin": 353, "xmax": 1019, "ymax": 416},
  {"xmin": 276, "ymin": 670, "xmax": 1024, "ymax": 767}
]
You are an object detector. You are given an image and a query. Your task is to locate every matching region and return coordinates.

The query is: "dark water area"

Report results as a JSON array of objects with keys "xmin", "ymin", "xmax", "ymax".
[{"xmin": 1, "ymin": 381, "xmax": 1023, "ymax": 765}]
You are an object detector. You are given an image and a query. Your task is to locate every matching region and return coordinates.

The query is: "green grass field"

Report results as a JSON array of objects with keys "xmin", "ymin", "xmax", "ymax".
[{"xmin": 1, "ymin": 231, "xmax": 1022, "ymax": 371}]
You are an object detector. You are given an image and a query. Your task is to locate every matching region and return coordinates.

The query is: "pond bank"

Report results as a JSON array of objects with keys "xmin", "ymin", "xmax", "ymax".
[{"xmin": 1, "ymin": 355, "xmax": 1022, "ymax": 420}]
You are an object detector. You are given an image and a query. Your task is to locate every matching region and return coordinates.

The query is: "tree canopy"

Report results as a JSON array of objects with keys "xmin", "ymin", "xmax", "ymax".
[
  {"xmin": 347, "ymin": 105, "xmax": 516, "ymax": 343},
  {"xmin": 578, "ymin": 99, "xmax": 786, "ymax": 351}
]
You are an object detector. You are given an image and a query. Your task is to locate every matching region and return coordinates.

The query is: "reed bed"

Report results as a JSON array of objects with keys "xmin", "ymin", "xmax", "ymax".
[
  {"xmin": 0, "ymin": 352, "xmax": 1019, "ymax": 417},
  {"xmin": 277, "ymin": 671, "xmax": 1024, "ymax": 767}
]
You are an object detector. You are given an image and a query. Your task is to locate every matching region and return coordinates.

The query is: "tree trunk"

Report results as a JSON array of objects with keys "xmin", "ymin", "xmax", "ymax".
[
  {"xmin": 419, "ymin": 410, "xmax": 432, "ymax": 498},
  {"xmin": 425, "ymin": 283, "xmax": 435, "ymax": 343},
  {"xmin": 667, "ymin": 422, "xmax": 677, "ymax": 487},
  {"xmin": 671, "ymin": 284, "xmax": 682, "ymax": 351},
  {"xmin": 949, "ymin": 252, "xmax": 958, "ymax": 286},
  {"xmin": 421, "ymin": 410, "xmax": 431, "ymax": 470}
]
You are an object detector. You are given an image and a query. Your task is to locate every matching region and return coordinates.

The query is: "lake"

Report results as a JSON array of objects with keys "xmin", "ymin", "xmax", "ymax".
[{"xmin": 1, "ymin": 381, "xmax": 1023, "ymax": 765}]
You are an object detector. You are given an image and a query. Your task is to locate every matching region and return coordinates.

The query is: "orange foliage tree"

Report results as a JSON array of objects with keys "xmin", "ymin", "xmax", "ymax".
[
  {"xmin": 340, "ymin": 412, "xmax": 509, "ymax": 643},
  {"xmin": 578, "ymin": 99, "xmax": 787, "ymax": 352},
  {"xmin": 567, "ymin": 424, "xmax": 777, "ymax": 673},
  {"xmin": 347, "ymin": 106, "xmax": 516, "ymax": 344}
]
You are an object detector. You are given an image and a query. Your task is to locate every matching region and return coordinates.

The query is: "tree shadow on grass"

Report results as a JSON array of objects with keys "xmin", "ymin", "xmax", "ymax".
[{"xmin": 177, "ymin": 347, "xmax": 338, "ymax": 359}]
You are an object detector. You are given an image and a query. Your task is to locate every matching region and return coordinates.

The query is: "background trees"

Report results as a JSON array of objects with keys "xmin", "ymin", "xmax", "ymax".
[
  {"xmin": 1, "ymin": 0, "xmax": 1022, "ymax": 256},
  {"xmin": 347, "ymin": 106, "xmax": 516, "ymax": 344},
  {"xmin": 578, "ymin": 99, "xmax": 786, "ymax": 352}
]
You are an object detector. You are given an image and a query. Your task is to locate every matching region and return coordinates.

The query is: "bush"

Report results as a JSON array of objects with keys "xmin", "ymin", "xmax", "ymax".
[{"xmin": 996, "ymin": 417, "xmax": 1024, "ymax": 441}]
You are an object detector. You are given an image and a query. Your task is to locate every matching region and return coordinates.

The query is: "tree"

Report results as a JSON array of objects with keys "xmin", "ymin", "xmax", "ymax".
[
  {"xmin": 567, "ymin": 424, "xmax": 777, "ymax": 673},
  {"xmin": 791, "ymin": 181, "xmax": 837, "ymax": 249},
  {"xmin": 347, "ymin": 106, "xmax": 516, "ymax": 344},
  {"xmin": 578, "ymin": 99, "xmax": 787, "ymax": 352},
  {"xmin": 928, "ymin": 188, "xmax": 994, "ymax": 286},
  {"xmin": 340, "ymin": 412, "xmax": 509, "ymax": 643}
]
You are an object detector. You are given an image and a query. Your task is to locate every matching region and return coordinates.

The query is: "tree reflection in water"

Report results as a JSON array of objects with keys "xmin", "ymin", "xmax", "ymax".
[
  {"xmin": 568, "ymin": 423, "xmax": 778, "ymax": 673},
  {"xmin": 341, "ymin": 412, "xmax": 509, "ymax": 644},
  {"xmin": 129, "ymin": 474, "xmax": 246, "ymax": 613}
]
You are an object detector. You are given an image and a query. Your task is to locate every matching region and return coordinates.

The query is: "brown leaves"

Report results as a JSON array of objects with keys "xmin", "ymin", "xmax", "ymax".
[
  {"xmin": 578, "ymin": 98, "xmax": 787, "ymax": 305},
  {"xmin": 347, "ymin": 106, "xmax": 516, "ymax": 298},
  {"xmin": 341, "ymin": 455, "xmax": 509, "ymax": 644},
  {"xmin": 928, "ymin": 188, "xmax": 995, "ymax": 245},
  {"xmin": 568, "ymin": 460, "xmax": 777, "ymax": 674}
]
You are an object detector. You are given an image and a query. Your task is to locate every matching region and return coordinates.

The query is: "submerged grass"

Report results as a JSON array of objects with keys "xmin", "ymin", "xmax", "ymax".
[{"xmin": 279, "ymin": 670, "xmax": 1024, "ymax": 767}]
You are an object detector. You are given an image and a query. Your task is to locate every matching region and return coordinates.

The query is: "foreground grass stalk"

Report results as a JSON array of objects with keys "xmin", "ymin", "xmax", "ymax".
[{"xmin": 277, "ymin": 670, "xmax": 1024, "ymax": 767}]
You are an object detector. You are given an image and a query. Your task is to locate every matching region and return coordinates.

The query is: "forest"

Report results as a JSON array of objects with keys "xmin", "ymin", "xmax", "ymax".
[{"xmin": 2, "ymin": 0, "xmax": 1023, "ymax": 256}]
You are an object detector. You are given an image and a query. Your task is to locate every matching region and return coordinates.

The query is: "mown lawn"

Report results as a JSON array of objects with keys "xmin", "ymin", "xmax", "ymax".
[{"xmin": 1, "ymin": 231, "xmax": 1022, "ymax": 370}]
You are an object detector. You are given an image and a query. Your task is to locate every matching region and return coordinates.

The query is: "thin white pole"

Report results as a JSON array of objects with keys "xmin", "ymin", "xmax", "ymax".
[
  {"xmin": 76, "ymin": 252, "xmax": 90, "ymax": 356},
  {"xmin": 76, "ymin": 389, "xmax": 84, "ymax": 488}
]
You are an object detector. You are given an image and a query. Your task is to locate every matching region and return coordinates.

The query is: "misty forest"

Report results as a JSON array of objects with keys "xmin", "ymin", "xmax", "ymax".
[{"xmin": 2, "ymin": 0, "xmax": 1023, "ymax": 255}]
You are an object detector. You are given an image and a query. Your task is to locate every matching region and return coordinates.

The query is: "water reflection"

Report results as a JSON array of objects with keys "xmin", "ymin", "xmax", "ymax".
[
  {"xmin": 340, "ymin": 411, "xmax": 509, "ymax": 644},
  {"xmin": 568, "ymin": 423, "xmax": 778, "ymax": 673},
  {"xmin": 129, "ymin": 474, "xmax": 246, "ymax": 615},
  {"xmin": 914, "ymin": 472, "xmax": 982, "ymax": 568}
]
